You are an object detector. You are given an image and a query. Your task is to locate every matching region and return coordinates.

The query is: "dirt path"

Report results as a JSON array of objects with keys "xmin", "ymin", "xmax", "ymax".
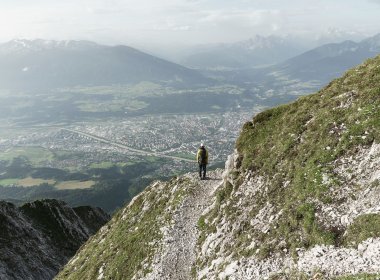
[{"xmin": 143, "ymin": 170, "xmax": 223, "ymax": 280}]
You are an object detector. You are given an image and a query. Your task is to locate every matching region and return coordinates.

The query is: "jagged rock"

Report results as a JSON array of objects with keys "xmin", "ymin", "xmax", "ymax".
[{"xmin": 0, "ymin": 199, "xmax": 109, "ymax": 280}]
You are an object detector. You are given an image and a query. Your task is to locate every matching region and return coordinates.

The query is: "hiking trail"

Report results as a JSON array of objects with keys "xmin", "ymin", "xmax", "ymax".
[{"xmin": 142, "ymin": 170, "xmax": 223, "ymax": 280}]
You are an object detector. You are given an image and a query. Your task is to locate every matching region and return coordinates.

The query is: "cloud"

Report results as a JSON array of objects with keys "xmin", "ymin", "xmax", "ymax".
[
  {"xmin": 153, "ymin": 23, "xmax": 191, "ymax": 31},
  {"xmin": 0, "ymin": 0, "xmax": 380, "ymax": 47},
  {"xmin": 193, "ymin": 8, "xmax": 284, "ymax": 40},
  {"xmin": 198, "ymin": 9, "xmax": 280, "ymax": 25}
]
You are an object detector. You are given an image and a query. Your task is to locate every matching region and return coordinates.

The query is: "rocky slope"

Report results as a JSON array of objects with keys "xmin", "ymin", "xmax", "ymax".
[
  {"xmin": 56, "ymin": 55, "xmax": 380, "ymax": 280},
  {"xmin": 0, "ymin": 199, "xmax": 109, "ymax": 280},
  {"xmin": 56, "ymin": 171, "xmax": 224, "ymax": 280}
]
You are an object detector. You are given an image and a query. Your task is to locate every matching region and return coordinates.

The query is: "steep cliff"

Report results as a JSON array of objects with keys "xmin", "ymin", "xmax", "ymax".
[
  {"xmin": 0, "ymin": 199, "xmax": 109, "ymax": 280},
  {"xmin": 56, "ymin": 55, "xmax": 380, "ymax": 280}
]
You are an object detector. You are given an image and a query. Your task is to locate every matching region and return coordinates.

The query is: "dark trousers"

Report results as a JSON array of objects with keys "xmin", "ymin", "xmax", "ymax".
[{"xmin": 199, "ymin": 163, "xmax": 206, "ymax": 178}]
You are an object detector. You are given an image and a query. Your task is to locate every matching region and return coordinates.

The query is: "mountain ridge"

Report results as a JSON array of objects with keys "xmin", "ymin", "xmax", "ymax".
[
  {"xmin": 0, "ymin": 199, "xmax": 110, "ymax": 280},
  {"xmin": 181, "ymin": 35, "xmax": 306, "ymax": 70},
  {"xmin": 0, "ymin": 39, "xmax": 101, "ymax": 54},
  {"xmin": 56, "ymin": 55, "xmax": 380, "ymax": 279},
  {"xmin": 271, "ymin": 34, "xmax": 380, "ymax": 81},
  {"xmin": 0, "ymin": 39, "xmax": 209, "ymax": 90}
]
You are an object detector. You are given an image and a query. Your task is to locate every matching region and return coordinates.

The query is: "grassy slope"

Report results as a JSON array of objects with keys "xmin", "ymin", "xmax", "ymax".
[
  {"xmin": 55, "ymin": 177, "xmax": 195, "ymax": 280},
  {"xmin": 233, "ymin": 55, "xmax": 380, "ymax": 254},
  {"xmin": 194, "ymin": 55, "xmax": 380, "ymax": 270}
]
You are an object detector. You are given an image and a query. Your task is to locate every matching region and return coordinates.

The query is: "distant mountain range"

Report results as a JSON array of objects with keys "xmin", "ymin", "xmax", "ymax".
[
  {"xmin": 221, "ymin": 33, "xmax": 380, "ymax": 92},
  {"xmin": 181, "ymin": 35, "xmax": 306, "ymax": 69},
  {"xmin": 0, "ymin": 34, "xmax": 379, "ymax": 104},
  {"xmin": 0, "ymin": 39, "xmax": 208, "ymax": 90},
  {"xmin": 266, "ymin": 33, "xmax": 380, "ymax": 83},
  {"xmin": 0, "ymin": 199, "xmax": 109, "ymax": 280},
  {"xmin": 1, "ymin": 35, "xmax": 379, "ymax": 92}
]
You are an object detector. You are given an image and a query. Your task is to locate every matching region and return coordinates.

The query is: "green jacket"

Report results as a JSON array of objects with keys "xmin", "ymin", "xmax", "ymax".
[{"xmin": 196, "ymin": 147, "xmax": 208, "ymax": 164}]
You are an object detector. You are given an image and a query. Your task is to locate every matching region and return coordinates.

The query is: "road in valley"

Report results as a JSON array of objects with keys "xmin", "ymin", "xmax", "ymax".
[{"xmin": 61, "ymin": 128, "xmax": 195, "ymax": 163}]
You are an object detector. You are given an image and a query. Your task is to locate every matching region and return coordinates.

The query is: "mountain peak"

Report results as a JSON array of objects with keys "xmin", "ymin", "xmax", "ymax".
[
  {"xmin": 0, "ymin": 39, "xmax": 100, "ymax": 54},
  {"xmin": 0, "ymin": 39, "xmax": 208, "ymax": 89},
  {"xmin": 362, "ymin": 33, "xmax": 380, "ymax": 51}
]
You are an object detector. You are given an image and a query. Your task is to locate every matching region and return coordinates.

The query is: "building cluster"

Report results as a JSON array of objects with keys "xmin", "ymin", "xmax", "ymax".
[{"xmin": 0, "ymin": 110, "xmax": 259, "ymax": 174}]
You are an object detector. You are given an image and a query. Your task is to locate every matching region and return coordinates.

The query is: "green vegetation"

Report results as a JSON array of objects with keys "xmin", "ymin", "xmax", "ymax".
[
  {"xmin": 268, "ymin": 270, "xmax": 309, "ymax": 280},
  {"xmin": 169, "ymin": 152, "xmax": 195, "ymax": 160},
  {"xmin": 237, "ymin": 56, "xmax": 380, "ymax": 172},
  {"xmin": 0, "ymin": 147, "xmax": 54, "ymax": 165},
  {"xmin": 0, "ymin": 177, "xmax": 55, "ymax": 187},
  {"xmin": 56, "ymin": 177, "xmax": 194, "ymax": 280},
  {"xmin": 196, "ymin": 55, "xmax": 380, "ymax": 261},
  {"xmin": 234, "ymin": 55, "xmax": 380, "ymax": 255},
  {"xmin": 344, "ymin": 214, "xmax": 380, "ymax": 246},
  {"xmin": 0, "ymin": 82, "xmax": 263, "ymax": 126},
  {"xmin": 0, "ymin": 178, "xmax": 19, "ymax": 186},
  {"xmin": 0, "ymin": 150, "xmax": 174, "ymax": 212},
  {"xmin": 76, "ymin": 99, "xmax": 148, "ymax": 113},
  {"xmin": 89, "ymin": 161, "xmax": 126, "ymax": 169},
  {"xmin": 334, "ymin": 274, "xmax": 380, "ymax": 280}
]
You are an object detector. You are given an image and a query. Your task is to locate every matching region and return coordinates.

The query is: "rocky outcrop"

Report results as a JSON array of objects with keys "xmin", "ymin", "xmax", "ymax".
[
  {"xmin": 191, "ymin": 54, "xmax": 380, "ymax": 279},
  {"xmin": 0, "ymin": 199, "xmax": 109, "ymax": 280},
  {"xmin": 194, "ymin": 151, "xmax": 380, "ymax": 279}
]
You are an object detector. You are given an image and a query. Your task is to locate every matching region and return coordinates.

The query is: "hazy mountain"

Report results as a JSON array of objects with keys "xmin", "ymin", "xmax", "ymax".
[
  {"xmin": 313, "ymin": 28, "xmax": 366, "ymax": 47},
  {"xmin": 0, "ymin": 39, "xmax": 209, "ymax": 90},
  {"xmin": 221, "ymin": 33, "xmax": 380, "ymax": 98},
  {"xmin": 0, "ymin": 199, "xmax": 109, "ymax": 280},
  {"xmin": 56, "ymin": 55, "xmax": 380, "ymax": 279},
  {"xmin": 268, "ymin": 33, "xmax": 380, "ymax": 82},
  {"xmin": 181, "ymin": 35, "xmax": 306, "ymax": 70},
  {"xmin": 0, "ymin": 39, "xmax": 100, "ymax": 54}
]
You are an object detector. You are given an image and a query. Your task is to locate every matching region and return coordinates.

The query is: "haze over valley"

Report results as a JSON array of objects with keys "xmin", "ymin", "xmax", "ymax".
[
  {"xmin": 1, "ymin": 1, "xmax": 380, "ymax": 279},
  {"xmin": 1, "ymin": 31, "xmax": 380, "ymax": 212}
]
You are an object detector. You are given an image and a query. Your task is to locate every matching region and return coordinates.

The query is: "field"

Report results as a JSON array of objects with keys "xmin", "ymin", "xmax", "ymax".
[
  {"xmin": 0, "ymin": 147, "xmax": 55, "ymax": 165},
  {"xmin": 55, "ymin": 180, "xmax": 95, "ymax": 190},
  {"xmin": 168, "ymin": 152, "xmax": 195, "ymax": 160},
  {"xmin": 0, "ymin": 178, "xmax": 19, "ymax": 186},
  {"xmin": 0, "ymin": 177, "xmax": 55, "ymax": 187}
]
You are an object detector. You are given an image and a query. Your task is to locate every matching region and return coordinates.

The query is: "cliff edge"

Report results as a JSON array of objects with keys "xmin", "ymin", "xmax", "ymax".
[{"xmin": 56, "ymin": 55, "xmax": 380, "ymax": 279}]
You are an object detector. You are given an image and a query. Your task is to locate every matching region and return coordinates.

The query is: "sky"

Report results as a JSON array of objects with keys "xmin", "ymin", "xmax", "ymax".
[{"xmin": 1, "ymin": 0, "xmax": 380, "ymax": 49}]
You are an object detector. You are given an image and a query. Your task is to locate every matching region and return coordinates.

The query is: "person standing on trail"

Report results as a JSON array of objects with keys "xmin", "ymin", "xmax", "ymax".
[{"xmin": 196, "ymin": 143, "xmax": 208, "ymax": 180}]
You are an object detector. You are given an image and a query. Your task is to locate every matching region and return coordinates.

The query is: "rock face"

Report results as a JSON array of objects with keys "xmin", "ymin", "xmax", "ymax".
[
  {"xmin": 56, "ymin": 55, "xmax": 380, "ymax": 280},
  {"xmin": 0, "ymin": 199, "xmax": 109, "ymax": 280}
]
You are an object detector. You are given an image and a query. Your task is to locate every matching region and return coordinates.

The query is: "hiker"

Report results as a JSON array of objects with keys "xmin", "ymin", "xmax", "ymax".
[{"xmin": 196, "ymin": 143, "xmax": 208, "ymax": 180}]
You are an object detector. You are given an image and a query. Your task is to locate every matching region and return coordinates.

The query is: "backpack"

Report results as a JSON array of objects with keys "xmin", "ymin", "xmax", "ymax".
[{"xmin": 199, "ymin": 148, "xmax": 207, "ymax": 164}]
